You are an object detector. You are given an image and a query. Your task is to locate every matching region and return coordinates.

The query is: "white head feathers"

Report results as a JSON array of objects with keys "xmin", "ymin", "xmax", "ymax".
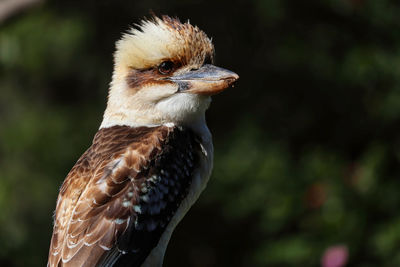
[
  {"xmin": 101, "ymin": 16, "xmax": 215, "ymax": 129},
  {"xmin": 113, "ymin": 16, "xmax": 214, "ymax": 77}
]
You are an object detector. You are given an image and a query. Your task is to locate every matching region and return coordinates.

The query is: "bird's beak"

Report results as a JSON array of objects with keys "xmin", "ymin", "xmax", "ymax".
[{"xmin": 168, "ymin": 64, "xmax": 239, "ymax": 95}]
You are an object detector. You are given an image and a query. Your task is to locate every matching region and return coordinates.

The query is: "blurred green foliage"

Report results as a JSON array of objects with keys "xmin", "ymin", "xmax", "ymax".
[{"xmin": 1, "ymin": 0, "xmax": 400, "ymax": 266}]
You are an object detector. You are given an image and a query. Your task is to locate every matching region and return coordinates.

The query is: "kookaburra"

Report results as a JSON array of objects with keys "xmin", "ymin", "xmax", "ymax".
[{"xmin": 47, "ymin": 15, "xmax": 238, "ymax": 267}]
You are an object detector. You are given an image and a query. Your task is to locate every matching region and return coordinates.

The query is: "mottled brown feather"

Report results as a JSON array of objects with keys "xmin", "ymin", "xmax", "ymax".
[
  {"xmin": 48, "ymin": 125, "xmax": 176, "ymax": 267},
  {"xmin": 158, "ymin": 16, "xmax": 214, "ymax": 66},
  {"xmin": 122, "ymin": 16, "xmax": 214, "ymax": 91}
]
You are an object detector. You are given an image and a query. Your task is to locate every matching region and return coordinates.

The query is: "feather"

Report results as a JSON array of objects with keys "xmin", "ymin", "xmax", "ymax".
[{"xmin": 48, "ymin": 125, "xmax": 201, "ymax": 267}]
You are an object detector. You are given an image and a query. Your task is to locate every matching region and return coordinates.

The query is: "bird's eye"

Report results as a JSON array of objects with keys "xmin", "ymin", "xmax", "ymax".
[
  {"xmin": 203, "ymin": 54, "xmax": 212, "ymax": 65},
  {"xmin": 158, "ymin": 61, "xmax": 174, "ymax": 75}
]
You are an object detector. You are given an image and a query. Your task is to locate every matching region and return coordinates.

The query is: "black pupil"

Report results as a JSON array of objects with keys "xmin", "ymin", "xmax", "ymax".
[
  {"xmin": 204, "ymin": 54, "xmax": 212, "ymax": 65},
  {"xmin": 159, "ymin": 61, "xmax": 174, "ymax": 74}
]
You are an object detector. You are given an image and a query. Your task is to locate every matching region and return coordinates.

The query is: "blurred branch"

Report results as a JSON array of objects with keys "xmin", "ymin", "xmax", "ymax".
[{"xmin": 0, "ymin": 0, "xmax": 43, "ymax": 23}]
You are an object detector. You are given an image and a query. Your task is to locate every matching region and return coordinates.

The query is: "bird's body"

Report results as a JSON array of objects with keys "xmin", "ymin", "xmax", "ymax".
[{"xmin": 48, "ymin": 16, "xmax": 238, "ymax": 267}]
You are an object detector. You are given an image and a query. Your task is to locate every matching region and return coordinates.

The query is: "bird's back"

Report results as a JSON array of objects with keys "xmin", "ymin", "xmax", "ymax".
[{"xmin": 48, "ymin": 125, "xmax": 204, "ymax": 267}]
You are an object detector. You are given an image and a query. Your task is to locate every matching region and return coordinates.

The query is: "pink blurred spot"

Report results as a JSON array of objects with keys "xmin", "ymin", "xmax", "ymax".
[{"xmin": 321, "ymin": 245, "xmax": 348, "ymax": 267}]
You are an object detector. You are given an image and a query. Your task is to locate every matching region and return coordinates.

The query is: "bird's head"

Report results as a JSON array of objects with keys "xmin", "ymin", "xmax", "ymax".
[{"xmin": 101, "ymin": 16, "xmax": 239, "ymax": 128}]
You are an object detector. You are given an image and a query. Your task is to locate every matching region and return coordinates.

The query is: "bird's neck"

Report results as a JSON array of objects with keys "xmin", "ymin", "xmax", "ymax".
[
  {"xmin": 100, "ymin": 77, "xmax": 212, "ymax": 145},
  {"xmin": 100, "ymin": 108, "xmax": 161, "ymax": 129},
  {"xmin": 101, "ymin": 105, "xmax": 210, "ymax": 141},
  {"xmin": 99, "ymin": 79, "xmax": 163, "ymax": 128}
]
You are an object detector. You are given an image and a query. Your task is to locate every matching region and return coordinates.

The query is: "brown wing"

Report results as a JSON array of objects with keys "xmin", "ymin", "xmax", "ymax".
[{"xmin": 48, "ymin": 125, "xmax": 200, "ymax": 267}]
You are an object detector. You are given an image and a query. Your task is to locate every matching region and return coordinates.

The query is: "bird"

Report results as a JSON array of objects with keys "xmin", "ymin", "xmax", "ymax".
[{"xmin": 47, "ymin": 15, "xmax": 239, "ymax": 267}]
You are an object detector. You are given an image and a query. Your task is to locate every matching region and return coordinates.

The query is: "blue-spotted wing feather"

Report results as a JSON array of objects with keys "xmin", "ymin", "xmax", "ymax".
[
  {"xmin": 48, "ymin": 125, "xmax": 201, "ymax": 267},
  {"xmin": 98, "ymin": 126, "xmax": 200, "ymax": 267}
]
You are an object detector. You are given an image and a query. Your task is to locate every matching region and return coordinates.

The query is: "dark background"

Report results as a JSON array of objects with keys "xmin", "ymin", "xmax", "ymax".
[{"xmin": 1, "ymin": 0, "xmax": 400, "ymax": 266}]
